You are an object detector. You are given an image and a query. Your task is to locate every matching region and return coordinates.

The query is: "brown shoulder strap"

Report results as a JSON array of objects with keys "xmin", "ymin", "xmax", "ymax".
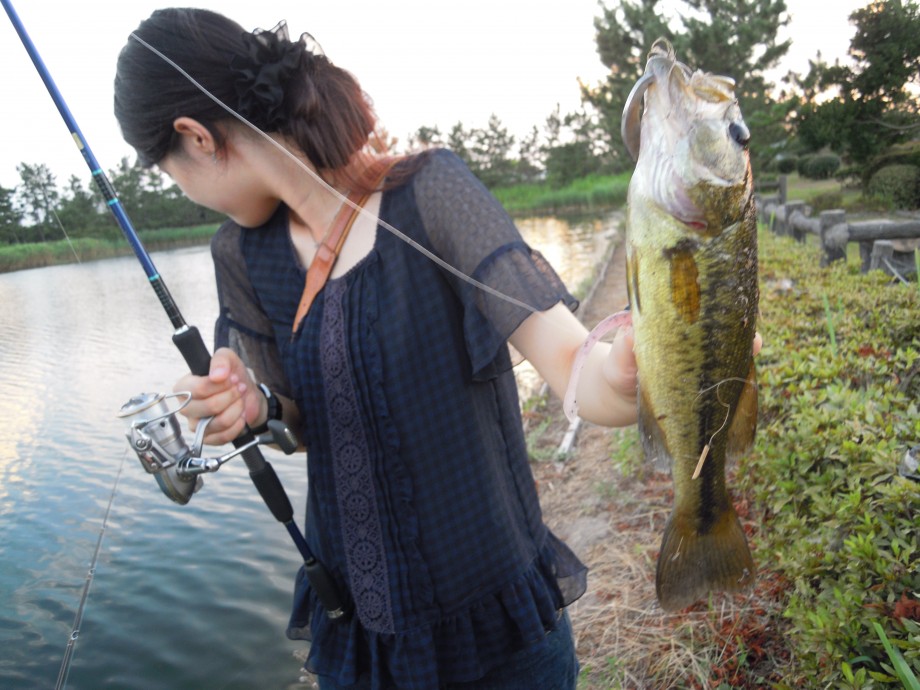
[{"xmin": 292, "ymin": 157, "xmax": 396, "ymax": 335}]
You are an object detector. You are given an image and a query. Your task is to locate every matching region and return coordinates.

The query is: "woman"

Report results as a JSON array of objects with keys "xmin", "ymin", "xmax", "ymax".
[{"xmin": 115, "ymin": 9, "xmax": 639, "ymax": 689}]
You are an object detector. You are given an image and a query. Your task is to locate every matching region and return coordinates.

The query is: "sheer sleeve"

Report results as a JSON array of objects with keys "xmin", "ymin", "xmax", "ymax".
[
  {"xmin": 412, "ymin": 150, "xmax": 577, "ymax": 379},
  {"xmin": 211, "ymin": 223, "xmax": 292, "ymax": 399}
]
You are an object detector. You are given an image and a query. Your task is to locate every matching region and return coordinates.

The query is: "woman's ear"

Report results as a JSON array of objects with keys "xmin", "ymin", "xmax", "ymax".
[{"xmin": 172, "ymin": 117, "xmax": 216, "ymax": 156}]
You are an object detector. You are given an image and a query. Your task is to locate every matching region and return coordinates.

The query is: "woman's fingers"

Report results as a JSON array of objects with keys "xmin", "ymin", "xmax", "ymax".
[{"xmin": 605, "ymin": 325, "xmax": 638, "ymax": 401}]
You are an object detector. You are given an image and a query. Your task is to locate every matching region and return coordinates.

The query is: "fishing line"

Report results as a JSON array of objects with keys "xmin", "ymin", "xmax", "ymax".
[
  {"xmin": 690, "ymin": 376, "xmax": 756, "ymax": 479},
  {"xmin": 49, "ymin": 208, "xmax": 81, "ymax": 264},
  {"xmin": 128, "ymin": 33, "xmax": 547, "ymax": 319},
  {"xmin": 55, "ymin": 450, "xmax": 127, "ymax": 690}
]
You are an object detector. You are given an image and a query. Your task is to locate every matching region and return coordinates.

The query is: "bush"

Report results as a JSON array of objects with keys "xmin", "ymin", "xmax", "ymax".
[
  {"xmin": 862, "ymin": 141, "xmax": 920, "ymax": 185},
  {"xmin": 744, "ymin": 231, "xmax": 920, "ymax": 687},
  {"xmin": 867, "ymin": 164, "xmax": 920, "ymax": 210},
  {"xmin": 775, "ymin": 156, "xmax": 798, "ymax": 174},
  {"xmin": 797, "ymin": 154, "xmax": 815, "ymax": 177},
  {"xmin": 802, "ymin": 154, "xmax": 842, "ymax": 180},
  {"xmin": 834, "ymin": 165, "xmax": 862, "ymax": 187},
  {"xmin": 809, "ymin": 190, "xmax": 844, "ymax": 212}
]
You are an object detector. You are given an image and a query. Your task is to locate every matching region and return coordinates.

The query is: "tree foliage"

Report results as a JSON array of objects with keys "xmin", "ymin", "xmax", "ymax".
[
  {"xmin": 56, "ymin": 175, "xmax": 108, "ymax": 239},
  {"xmin": 584, "ymin": 0, "xmax": 791, "ymax": 172},
  {"xmin": 0, "ymin": 186, "xmax": 23, "ymax": 245},
  {"xmin": 2, "ymin": 157, "xmax": 220, "ymax": 245},
  {"xmin": 15, "ymin": 162, "xmax": 60, "ymax": 242},
  {"xmin": 791, "ymin": 0, "xmax": 920, "ymax": 167}
]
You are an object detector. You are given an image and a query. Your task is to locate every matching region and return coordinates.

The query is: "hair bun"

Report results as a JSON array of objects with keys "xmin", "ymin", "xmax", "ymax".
[{"xmin": 230, "ymin": 21, "xmax": 311, "ymax": 131}]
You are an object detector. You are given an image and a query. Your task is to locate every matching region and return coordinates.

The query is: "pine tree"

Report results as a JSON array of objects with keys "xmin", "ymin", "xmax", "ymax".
[
  {"xmin": 792, "ymin": 0, "xmax": 920, "ymax": 167},
  {"xmin": 583, "ymin": 0, "xmax": 791, "ymax": 171}
]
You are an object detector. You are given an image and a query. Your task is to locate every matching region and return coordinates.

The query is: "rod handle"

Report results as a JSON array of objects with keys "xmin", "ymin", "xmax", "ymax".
[
  {"xmin": 305, "ymin": 558, "xmax": 351, "ymax": 622},
  {"xmin": 172, "ymin": 326, "xmax": 212, "ymax": 377},
  {"xmin": 248, "ymin": 460, "xmax": 295, "ymax": 523},
  {"xmin": 172, "ymin": 327, "xmax": 298, "ymax": 522}
]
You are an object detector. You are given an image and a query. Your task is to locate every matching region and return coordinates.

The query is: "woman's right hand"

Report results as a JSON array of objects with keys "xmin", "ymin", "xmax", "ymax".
[{"xmin": 173, "ymin": 347, "xmax": 266, "ymax": 446}]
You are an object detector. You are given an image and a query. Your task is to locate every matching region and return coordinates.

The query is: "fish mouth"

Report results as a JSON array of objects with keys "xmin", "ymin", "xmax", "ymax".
[{"xmin": 621, "ymin": 38, "xmax": 749, "ymax": 168}]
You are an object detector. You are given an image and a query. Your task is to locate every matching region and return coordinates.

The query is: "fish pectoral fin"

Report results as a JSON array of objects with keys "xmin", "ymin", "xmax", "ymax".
[
  {"xmin": 655, "ymin": 506, "xmax": 755, "ymax": 612},
  {"xmin": 638, "ymin": 387, "xmax": 671, "ymax": 473},
  {"xmin": 726, "ymin": 360, "xmax": 758, "ymax": 460}
]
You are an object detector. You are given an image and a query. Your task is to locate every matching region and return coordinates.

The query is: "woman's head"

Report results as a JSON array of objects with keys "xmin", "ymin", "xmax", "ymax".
[{"xmin": 114, "ymin": 8, "xmax": 377, "ymax": 172}]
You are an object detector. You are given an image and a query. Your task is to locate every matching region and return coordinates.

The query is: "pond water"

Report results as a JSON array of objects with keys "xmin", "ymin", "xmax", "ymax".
[{"xmin": 0, "ymin": 211, "xmax": 619, "ymax": 689}]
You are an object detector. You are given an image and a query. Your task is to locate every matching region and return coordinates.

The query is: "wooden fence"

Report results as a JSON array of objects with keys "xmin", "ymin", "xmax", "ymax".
[{"xmin": 756, "ymin": 176, "xmax": 920, "ymax": 280}]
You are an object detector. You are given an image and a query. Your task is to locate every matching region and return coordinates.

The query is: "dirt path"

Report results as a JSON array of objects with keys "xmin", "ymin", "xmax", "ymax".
[{"xmin": 525, "ymin": 221, "xmax": 697, "ymax": 687}]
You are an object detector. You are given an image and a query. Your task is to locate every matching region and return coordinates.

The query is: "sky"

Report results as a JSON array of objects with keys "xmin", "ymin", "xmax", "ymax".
[{"xmin": 0, "ymin": 0, "xmax": 872, "ymax": 190}]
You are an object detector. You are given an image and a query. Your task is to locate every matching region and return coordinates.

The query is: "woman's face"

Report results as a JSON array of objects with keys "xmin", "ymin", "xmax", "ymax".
[{"xmin": 158, "ymin": 133, "xmax": 280, "ymax": 228}]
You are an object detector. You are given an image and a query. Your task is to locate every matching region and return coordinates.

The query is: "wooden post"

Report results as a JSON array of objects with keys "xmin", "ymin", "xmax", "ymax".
[
  {"xmin": 785, "ymin": 200, "xmax": 807, "ymax": 242},
  {"xmin": 870, "ymin": 240, "xmax": 896, "ymax": 273},
  {"xmin": 820, "ymin": 210, "xmax": 848, "ymax": 266},
  {"xmin": 860, "ymin": 241, "xmax": 874, "ymax": 272},
  {"xmin": 770, "ymin": 204, "xmax": 785, "ymax": 235},
  {"xmin": 778, "ymin": 175, "xmax": 787, "ymax": 206}
]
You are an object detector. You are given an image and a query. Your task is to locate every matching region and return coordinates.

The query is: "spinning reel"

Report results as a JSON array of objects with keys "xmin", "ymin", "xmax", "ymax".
[{"xmin": 118, "ymin": 392, "xmax": 298, "ymax": 505}]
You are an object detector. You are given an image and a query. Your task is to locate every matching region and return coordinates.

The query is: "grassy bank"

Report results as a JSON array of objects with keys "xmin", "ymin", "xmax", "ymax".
[
  {"xmin": 776, "ymin": 171, "xmax": 914, "ymax": 216},
  {"xmin": 493, "ymin": 172, "xmax": 631, "ymax": 216},
  {"xmin": 0, "ymin": 224, "xmax": 219, "ymax": 273},
  {"xmin": 737, "ymin": 229, "xmax": 919, "ymax": 687}
]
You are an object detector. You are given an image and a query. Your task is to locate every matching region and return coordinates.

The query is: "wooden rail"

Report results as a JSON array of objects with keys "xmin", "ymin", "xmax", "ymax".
[
  {"xmin": 757, "ymin": 188, "xmax": 920, "ymax": 279},
  {"xmin": 755, "ymin": 175, "xmax": 787, "ymax": 208}
]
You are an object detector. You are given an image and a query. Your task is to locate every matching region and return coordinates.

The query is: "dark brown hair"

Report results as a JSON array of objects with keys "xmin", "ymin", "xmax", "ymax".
[{"xmin": 114, "ymin": 8, "xmax": 378, "ymax": 177}]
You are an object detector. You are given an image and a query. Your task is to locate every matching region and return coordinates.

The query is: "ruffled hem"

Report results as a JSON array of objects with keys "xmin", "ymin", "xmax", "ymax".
[{"xmin": 286, "ymin": 531, "xmax": 587, "ymax": 690}]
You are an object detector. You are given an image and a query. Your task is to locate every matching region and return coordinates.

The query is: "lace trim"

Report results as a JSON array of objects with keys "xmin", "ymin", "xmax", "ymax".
[{"xmin": 320, "ymin": 280, "xmax": 395, "ymax": 634}]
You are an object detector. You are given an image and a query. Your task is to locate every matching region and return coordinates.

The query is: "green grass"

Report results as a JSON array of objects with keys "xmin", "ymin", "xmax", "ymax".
[
  {"xmin": 782, "ymin": 172, "xmax": 896, "ymax": 213},
  {"xmin": 0, "ymin": 224, "xmax": 219, "ymax": 273},
  {"xmin": 493, "ymin": 172, "xmax": 631, "ymax": 215}
]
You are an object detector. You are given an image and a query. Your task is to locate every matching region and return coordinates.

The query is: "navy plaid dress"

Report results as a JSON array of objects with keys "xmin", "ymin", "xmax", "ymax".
[{"xmin": 212, "ymin": 150, "xmax": 587, "ymax": 689}]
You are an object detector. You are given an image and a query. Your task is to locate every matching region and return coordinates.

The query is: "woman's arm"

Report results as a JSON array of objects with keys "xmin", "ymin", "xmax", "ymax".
[{"xmin": 510, "ymin": 303, "xmax": 638, "ymax": 427}]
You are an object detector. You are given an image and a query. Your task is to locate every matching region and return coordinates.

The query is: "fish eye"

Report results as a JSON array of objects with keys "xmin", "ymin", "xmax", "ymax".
[{"xmin": 729, "ymin": 122, "xmax": 750, "ymax": 148}]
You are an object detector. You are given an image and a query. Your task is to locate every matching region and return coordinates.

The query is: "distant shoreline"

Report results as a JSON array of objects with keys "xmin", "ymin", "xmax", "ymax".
[{"xmin": 0, "ymin": 226, "xmax": 218, "ymax": 274}]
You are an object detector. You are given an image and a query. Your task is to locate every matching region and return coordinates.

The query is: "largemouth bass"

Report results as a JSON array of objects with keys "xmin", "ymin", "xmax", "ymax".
[{"xmin": 622, "ymin": 39, "xmax": 758, "ymax": 611}]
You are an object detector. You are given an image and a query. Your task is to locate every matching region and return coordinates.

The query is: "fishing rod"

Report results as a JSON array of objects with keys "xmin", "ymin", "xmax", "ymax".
[{"xmin": 1, "ymin": 0, "xmax": 349, "ymax": 624}]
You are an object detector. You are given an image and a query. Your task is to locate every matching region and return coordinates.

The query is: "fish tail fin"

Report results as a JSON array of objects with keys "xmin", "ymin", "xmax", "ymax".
[{"xmin": 655, "ymin": 505, "xmax": 754, "ymax": 612}]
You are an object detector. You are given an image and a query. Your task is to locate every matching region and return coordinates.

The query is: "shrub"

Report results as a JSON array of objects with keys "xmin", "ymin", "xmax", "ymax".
[
  {"xmin": 862, "ymin": 141, "xmax": 920, "ymax": 185},
  {"xmin": 797, "ymin": 154, "xmax": 815, "ymax": 177},
  {"xmin": 834, "ymin": 165, "xmax": 862, "ymax": 187},
  {"xmin": 743, "ymin": 230, "xmax": 920, "ymax": 687},
  {"xmin": 775, "ymin": 156, "xmax": 798, "ymax": 174},
  {"xmin": 867, "ymin": 164, "xmax": 920, "ymax": 210},
  {"xmin": 809, "ymin": 190, "xmax": 844, "ymax": 212},
  {"xmin": 802, "ymin": 154, "xmax": 842, "ymax": 180}
]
